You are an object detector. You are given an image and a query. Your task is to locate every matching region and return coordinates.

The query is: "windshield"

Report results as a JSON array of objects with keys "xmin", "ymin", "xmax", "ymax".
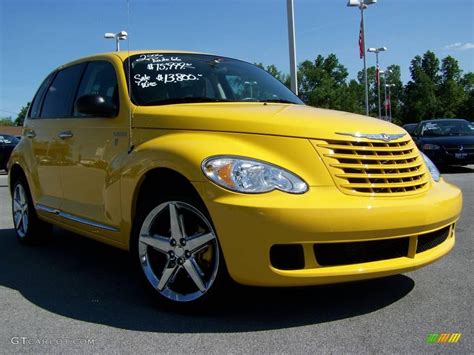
[
  {"xmin": 126, "ymin": 53, "xmax": 303, "ymax": 106},
  {"xmin": 421, "ymin": 121, "xmax": 474, "ymax": 137}
]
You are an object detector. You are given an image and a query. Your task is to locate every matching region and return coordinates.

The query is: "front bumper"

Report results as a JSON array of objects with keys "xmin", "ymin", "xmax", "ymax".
[{"xmin": 194, "ymin": 179, "xmax": 462, "ymax": 287}]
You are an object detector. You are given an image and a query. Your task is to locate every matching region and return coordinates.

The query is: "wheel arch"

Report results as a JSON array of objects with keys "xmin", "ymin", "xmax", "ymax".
[
  {"xmin": 8, "ymin": 163, "xmax": 27, "ymax": 195},
  {"xmin": 130, "ymin": 167, "xmax": 206, "ymax": 228}
]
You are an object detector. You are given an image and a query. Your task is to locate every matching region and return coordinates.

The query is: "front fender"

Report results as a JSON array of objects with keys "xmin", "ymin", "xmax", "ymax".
[{"xmin": 119, "ymin": 129, "xmax": 333, "ymax": 229}]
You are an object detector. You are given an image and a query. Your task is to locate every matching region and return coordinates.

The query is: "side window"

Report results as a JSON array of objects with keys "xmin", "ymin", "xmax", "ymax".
[
  {"xmin": 29, "ymin": 72, "xmax": 55, "ymax": 118},
  {"xmin": 74, "ymin": 61, "xmax": 119, "ymax": 117},
  {"xmin": 41, "ymin": 63, "xmax": 85, "ymax": 118}
]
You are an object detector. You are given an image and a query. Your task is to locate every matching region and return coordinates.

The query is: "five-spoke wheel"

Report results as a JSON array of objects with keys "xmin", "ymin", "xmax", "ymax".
[
  {"xmin": 13, "ymin": 182, "xmax": 29, "ymax": 239},
  {"xmin": 11, "ymin": 177, "xmax": 51, "ymax": 244},
  {"xmin": 134, "ymin": 198, "xmax": 223, "ymax": 306}
]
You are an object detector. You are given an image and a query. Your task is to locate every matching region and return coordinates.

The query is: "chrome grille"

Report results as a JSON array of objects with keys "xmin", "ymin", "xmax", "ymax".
[{"xmin": 316, "ymin": 138, "xmax": 430, "ymax": 196}]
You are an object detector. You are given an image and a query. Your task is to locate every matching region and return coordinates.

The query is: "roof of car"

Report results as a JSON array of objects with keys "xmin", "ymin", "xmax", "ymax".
[
  {"xmin": 69, "ymin": 50, "xmax": 209, "ymax": 63},
  {"xmin": 55, "ymin": 50, "xmax": 219, "ymax": 71},
  {"xmin": 421, "ymin": 118, "xmax": 469, "ymax": 123}
]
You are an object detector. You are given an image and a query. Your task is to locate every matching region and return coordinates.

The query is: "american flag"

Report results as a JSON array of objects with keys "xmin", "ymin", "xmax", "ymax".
[{"xmin": 359, "ymin": 19, "xmax": 364, "ymax": 59}]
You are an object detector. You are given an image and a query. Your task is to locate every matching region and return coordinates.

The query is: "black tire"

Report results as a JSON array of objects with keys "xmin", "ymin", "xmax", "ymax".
[
  {"xmin": 130, "ymin": 192, "xmax": 229, "ymax": 312},
  {"xmin": 11, "ymin": 176, "xmax": 52, "ymax": 244}
]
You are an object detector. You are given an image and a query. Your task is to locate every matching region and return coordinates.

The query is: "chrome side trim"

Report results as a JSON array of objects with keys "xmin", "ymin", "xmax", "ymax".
[
  {"xmin": 36, "ymin": 204, "xmax": 60, "ymax": 215},
  {"xmin": 36, "ymin": 204, "xmax": 119, "ymax": 232}
]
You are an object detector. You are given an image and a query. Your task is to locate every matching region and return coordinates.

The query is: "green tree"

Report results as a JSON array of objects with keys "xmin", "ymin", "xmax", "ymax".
[
  {"xmin": 15, "ymin": 102, "xmax": 30, "ymax": 126},
  {"xmin": 437, "ymin": 56, "xmax": 465, "ymax": 117},
  {"xmin": 458, "ymin": 72, "xmax": 474, "ymax": 119},
  {"xmin": 0, "ymin": 117, "xmax": 14, "ymax": 126},
  {"xmin": 298, "ymin": 54, "xmax": 358, "ymax": 111},
  {"xmin": 403, "ymin": 52, "xmax": 440, "ymax": 122}
]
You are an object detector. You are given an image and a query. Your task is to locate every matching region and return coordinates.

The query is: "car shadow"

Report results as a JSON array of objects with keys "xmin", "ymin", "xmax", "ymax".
[
  {"xmin": 0, "ymin": 227, "xmax": 414, "ymax": 333},
  {"xmin": 439, "ymin": 165, "xmax": 474, "ymax": 174}
]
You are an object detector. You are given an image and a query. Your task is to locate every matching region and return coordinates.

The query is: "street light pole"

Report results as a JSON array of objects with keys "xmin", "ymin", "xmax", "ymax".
[
  {"xmin": 368, "ymin": 46, "xmax": 387, "ymax": 119},
  {"xmin": 287, "ymin": 0, "xmax": 298, "ymax": 95}
]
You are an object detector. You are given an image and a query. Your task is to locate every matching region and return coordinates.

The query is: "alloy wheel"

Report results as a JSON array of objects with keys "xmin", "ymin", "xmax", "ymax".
[
  {"xmin": 138, "ymin": 201, "xmax": 220, "ymax": 302},
  {"xmin": 13, "ymin": 183, "xmax": 29, "ymax": 238}
]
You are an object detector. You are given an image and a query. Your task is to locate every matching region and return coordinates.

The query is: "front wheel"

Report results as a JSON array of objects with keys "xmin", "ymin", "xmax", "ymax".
[{"xmin": 131, "ymin": 195, "xmax": 227, "ymax": 309}]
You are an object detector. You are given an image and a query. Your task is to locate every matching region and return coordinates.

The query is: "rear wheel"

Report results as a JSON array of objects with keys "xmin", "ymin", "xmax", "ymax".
[
  {"xmin": 12, "ymin": 177, "xmax": 51, "ymax": 244},
  {"xmin": 131, "ymin": 194, "xmax": 227, "ymax": 310}
]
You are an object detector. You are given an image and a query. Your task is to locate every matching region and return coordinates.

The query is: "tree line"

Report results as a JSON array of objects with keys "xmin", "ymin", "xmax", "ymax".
[{"xmin": 256, "ymin": 50, "xmax": 473, "ymax": 124}]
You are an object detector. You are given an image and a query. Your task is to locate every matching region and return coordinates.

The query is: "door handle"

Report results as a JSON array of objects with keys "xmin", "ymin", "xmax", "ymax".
[
  {"xmin": 26, "ymin": 130, "xmax": 36, "ymax": 138},
  {"xmin": 58, "ymin": 131, "xmax": 73, "ymax": 139}
]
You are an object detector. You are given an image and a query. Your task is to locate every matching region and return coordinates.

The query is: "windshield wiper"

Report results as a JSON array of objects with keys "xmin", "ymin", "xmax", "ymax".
[
  {"xmin": 144, "ymin": 97, "xmax": 232, "ymax": 106},
  {"xmin": 258, "ymin": 99, "xmax": 299, "ymax": 104}
]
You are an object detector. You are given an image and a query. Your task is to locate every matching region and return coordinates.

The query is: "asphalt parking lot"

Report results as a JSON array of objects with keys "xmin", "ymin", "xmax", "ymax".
[{"xmin": 0, "ymin": 168, "xmax": 472, "ymax": 354}]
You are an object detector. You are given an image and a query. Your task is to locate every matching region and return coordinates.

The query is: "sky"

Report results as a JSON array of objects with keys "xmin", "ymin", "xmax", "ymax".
[{"xmin": 0, "ymin": 0, "xmax": 473, "ymax": 117}]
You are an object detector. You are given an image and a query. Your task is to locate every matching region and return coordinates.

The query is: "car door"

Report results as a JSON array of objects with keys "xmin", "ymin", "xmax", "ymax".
[
  {"xmin": 59, "ymin": 59, "xmax": 129, "ymax": 233},
  {"xmin": 23, "ymin": 65, "xmax": 85, "ymax": 210}
]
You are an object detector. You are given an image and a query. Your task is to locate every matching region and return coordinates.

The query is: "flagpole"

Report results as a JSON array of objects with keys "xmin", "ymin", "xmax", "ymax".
[{"xmin": 360, "ymin": 5, "xmax": 369, "ymax": 116}]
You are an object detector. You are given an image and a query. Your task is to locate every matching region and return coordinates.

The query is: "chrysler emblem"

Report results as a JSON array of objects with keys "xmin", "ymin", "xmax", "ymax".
[
  {"xmin": 336, "ymin": 132, "xmax": 406, "ymax": 142},
  {"xmin": 459, "ymin": 145, "xmax": 464, "ymax": 152}
]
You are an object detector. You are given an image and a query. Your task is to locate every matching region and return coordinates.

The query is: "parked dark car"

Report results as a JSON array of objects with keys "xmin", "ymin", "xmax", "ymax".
[
  {"xmin": 402, "ymin": 123, "xmax": 418, "ymax": 136},
  {"xmin": 412, "ymin": 119, "xmax": 474, "ymax": 166},
  {"xmin": 0, "ymin": 134, "xmax": 20, "ymax": 171}
]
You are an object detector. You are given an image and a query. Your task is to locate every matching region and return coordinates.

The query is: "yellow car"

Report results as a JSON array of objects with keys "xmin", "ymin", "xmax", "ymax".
[{"xmin": 8, "ymin": 51, "xmax": 462, "ymax": 308}]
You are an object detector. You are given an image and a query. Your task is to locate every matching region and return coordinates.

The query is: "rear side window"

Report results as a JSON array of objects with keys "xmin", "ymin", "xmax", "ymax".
[
  {"xmin": 29, "ymin": 72, "xmax": 55, "ymax": 118},
  {"xmin": 74, "ymin": 61, "xmax": 119, "ymax": 117},
  {"xmin": 41, "ymin": 63, "xmax": 85, "ymax": 118}
]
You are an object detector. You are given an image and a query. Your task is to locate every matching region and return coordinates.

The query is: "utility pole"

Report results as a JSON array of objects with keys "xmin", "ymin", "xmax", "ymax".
[{"xmin": 287, "ymin": 0, "xmax": 298, "ymax": 94}]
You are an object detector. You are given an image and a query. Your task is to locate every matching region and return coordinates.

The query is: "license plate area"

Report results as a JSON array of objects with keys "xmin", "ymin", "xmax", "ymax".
[{"xmin": 455, "ymin": 152, "xmax": 468, "ymax": 159}]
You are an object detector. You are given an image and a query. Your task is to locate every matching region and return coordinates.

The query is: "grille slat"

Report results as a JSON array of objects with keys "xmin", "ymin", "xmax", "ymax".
[
  {"xmin": 340, "ymin": 177, "xmax": 430, "ymax": 190},
  {"xmin": 324, "ymin": 152, "xmax": 419, "ymax": 161},
  {"xmin": 330, "ymin": 161, "xmax": 423, "ymax": 170},
  {"xmin": 323, "ymin": 143, "xmax": 413, "ymax": 152},
  {"xmin": 317, "ymin": 138, "xmax": 429, "ymax": 196},
  {"xmin": 336, "ymin": 171, "xmax": 425, "ymax": 179}
]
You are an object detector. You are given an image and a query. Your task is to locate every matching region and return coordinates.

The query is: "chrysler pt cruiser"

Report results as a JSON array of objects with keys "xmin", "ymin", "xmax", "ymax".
[{"xmin": 8, "ymin": 51, "xmax": 462, "ymax": 309}]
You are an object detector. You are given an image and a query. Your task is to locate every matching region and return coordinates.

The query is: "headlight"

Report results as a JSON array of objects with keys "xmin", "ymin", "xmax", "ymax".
[
  {"xmin": 420, "ymin": 152, "xmax": 440, "ymax": 182},
  {"xmin": 201, "ymin": 156, "xmax": 308, "ymax": 194},
  {"xmin": 422, "ymin": 144, "xmax": 441, "ymax": 150}
]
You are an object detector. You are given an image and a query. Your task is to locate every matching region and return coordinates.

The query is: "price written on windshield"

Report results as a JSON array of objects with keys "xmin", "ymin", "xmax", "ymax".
[
  {"xmin": 156, "ymin": 73, "xmax": 203, "ymax": 84},
  {"xmin": 147, "ymin": 62, "xmax": 195, "ymax": 71}
]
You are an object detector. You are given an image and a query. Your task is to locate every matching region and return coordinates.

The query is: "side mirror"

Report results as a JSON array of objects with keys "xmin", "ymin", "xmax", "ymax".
[{"xmin": 75, "ymin": 94, "xmax": 117, "ymax": 117}]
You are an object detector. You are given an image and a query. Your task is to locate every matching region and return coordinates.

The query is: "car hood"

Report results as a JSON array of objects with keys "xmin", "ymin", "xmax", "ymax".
[
  {"xmin": 133, "ymin": 103, "xmax": 406, "ymax": 140},
  {"xmin": 418, "ymin": 136, "xmax": 474, "ymax": 145}
]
